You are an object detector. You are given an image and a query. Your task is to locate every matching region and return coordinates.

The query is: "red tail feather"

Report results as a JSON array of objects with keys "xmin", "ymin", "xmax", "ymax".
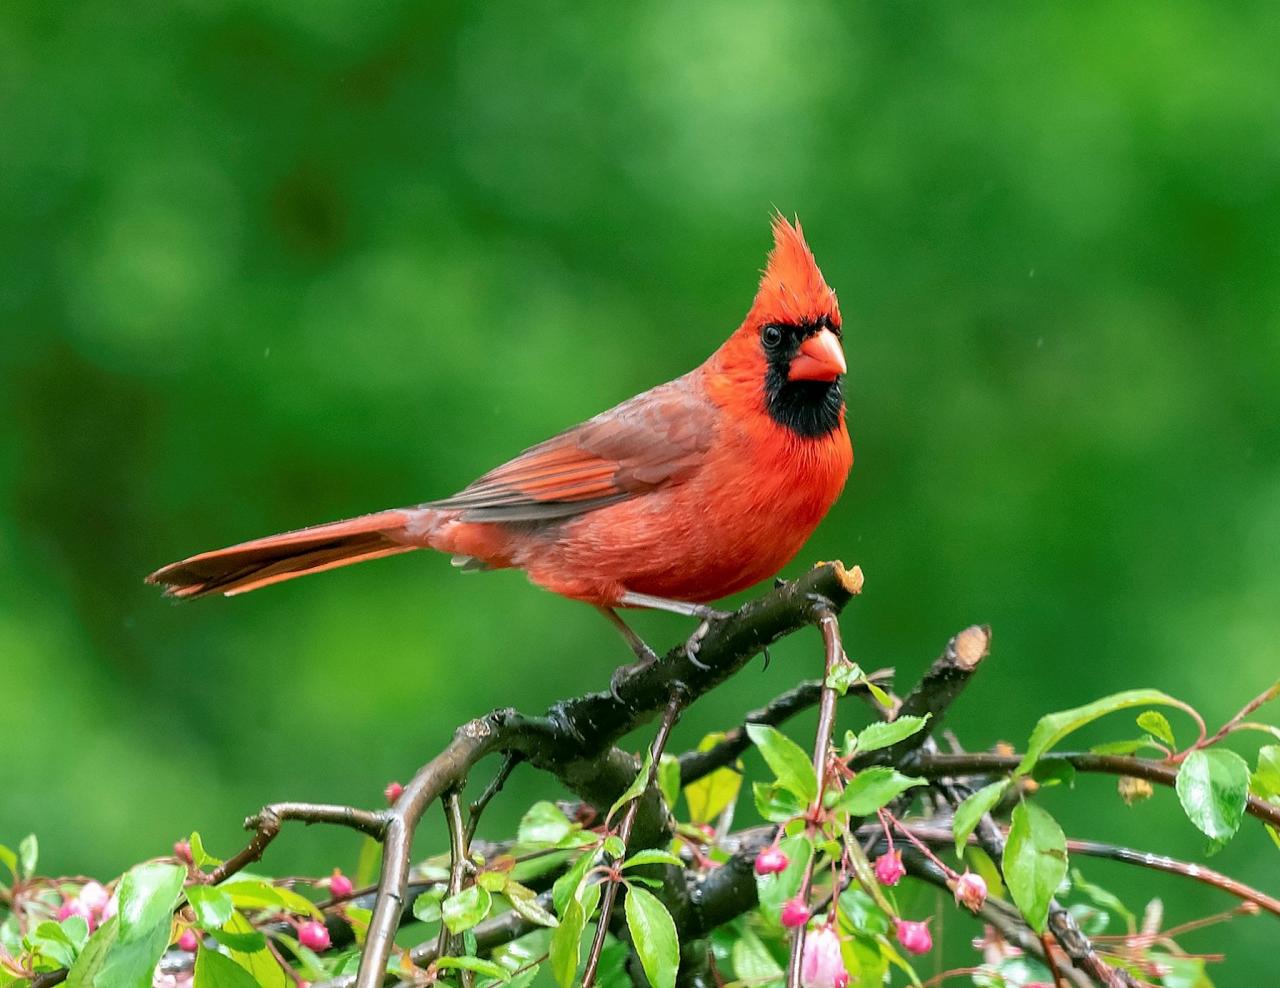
[{"xmin": 146, "ymin": 510, "xmax": 416, "ymax": 599}]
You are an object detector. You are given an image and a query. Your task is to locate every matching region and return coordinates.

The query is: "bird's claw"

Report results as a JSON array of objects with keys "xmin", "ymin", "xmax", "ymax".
[{"xmin": 683, "ymin": 609, "xmax": 731, "ymax": 669}]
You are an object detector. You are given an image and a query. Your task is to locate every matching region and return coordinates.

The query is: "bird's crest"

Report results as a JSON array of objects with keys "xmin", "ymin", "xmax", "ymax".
[{"xmin": 749, "ymin": 214, "xmax": 840, "ymax": 327}]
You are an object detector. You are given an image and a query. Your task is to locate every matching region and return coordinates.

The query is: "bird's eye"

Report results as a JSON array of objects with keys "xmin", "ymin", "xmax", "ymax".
[{"xmin": 761, "ymin": 325, "xmax": 784, "ymax": 350}]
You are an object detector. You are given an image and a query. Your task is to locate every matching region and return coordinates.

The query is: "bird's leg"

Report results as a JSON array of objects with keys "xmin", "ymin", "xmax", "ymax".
[
  {"xmin": 599, "ymin": 607, "xmax": 660, "ymax": 701},
  {"xmin": 617, "ymin": 591, "xmax": 732, "ymax": 670}
]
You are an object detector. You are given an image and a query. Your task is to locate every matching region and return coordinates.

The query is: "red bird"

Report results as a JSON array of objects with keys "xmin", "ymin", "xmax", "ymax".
[{"xmin": 148, "ymin": 216, "xmax": 852, "ymax": 664}]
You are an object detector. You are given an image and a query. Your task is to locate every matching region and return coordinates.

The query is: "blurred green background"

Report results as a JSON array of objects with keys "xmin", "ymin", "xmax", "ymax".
[{"xmin": 3, "ymin": 0, "xmax": 1278, "ymax": 981}]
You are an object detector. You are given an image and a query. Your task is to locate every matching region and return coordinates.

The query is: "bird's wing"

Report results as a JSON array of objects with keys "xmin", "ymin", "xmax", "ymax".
[{"xmin": 429, "ymin": 378, "xmax": 715, "ymax": 522}]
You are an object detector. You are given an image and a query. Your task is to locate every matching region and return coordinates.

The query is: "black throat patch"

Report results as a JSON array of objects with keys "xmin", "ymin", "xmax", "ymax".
[{"xmin": 761, "ymin": 321, "xmax": 845, "ymax": 438}]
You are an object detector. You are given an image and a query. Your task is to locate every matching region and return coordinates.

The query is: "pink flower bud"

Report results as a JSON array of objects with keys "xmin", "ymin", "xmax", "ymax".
[
  {"xmin": 873, "ymin": 849, "xmax": 905, "ymax": 887},
  {"xmin": 799, "ymin": 925, "xmax": 848, "ymax": 988},
  {"xmin": 298, "ymin": 920, "xmax": 331, "ymax": 952},
  {"xmin": 58, "ymin": 898, "xmax": 94, "ymax": 928},
  {"xmin": 384, "ymin": 781, "xmax": 404, "ymax": 804},
  {"xmin": 754, "ymin": 847, "xmax": 790, "ymax": 876},
  {"xmin": 177, "ymin": 928, "xmax": 200, "ymax": 952},
  {"xmin": 328, "ymin": 869, "xmax": 354, "ymax": 899},
  {"xmin": 953, "ymin": 870, "xmax": 988, "ymax": 913},
  {"xmin": 780, "ymin": 897, "xmax": 810, "ymax": 928},
  {"xmin": 173, "ymin": 840, "xmax": 193, "ymax": 865},
  {"xmin": 101, "ymin": 895, "xmax": 118, "ymax": 921},
  {"xmin": 79, "ymin": 881, "xmax": 110, "ymax": 915},
  {"xmin": 895, "ymin": 918, "xmax": 932, "ymax": 955}
]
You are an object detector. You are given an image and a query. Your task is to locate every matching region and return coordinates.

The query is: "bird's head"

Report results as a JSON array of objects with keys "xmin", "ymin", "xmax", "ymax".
[{"xmin": 710, "ymin": 215, "xmax": 846, "ymax": 438}]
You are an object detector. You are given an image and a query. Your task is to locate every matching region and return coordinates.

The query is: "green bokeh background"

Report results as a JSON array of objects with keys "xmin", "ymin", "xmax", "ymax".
[{"xmin": 3, "ymin": 0, "xmax": 1278, "ymax": 981}]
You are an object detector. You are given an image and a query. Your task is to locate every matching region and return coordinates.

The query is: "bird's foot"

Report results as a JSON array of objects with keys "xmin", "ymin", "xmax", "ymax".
[{"xmin": 683, "ymin": 607, "xmax": 732, "ymax": 669}]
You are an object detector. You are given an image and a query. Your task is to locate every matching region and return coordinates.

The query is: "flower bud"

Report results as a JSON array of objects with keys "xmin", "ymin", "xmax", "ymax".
[
  {"xmin": 177, "ymin": 928, "xmax": 200, "ymax": 952},
  {"xmin": 754, "ymin": 847, "xmax": 790, "ymax": 876},
  {"xmin": 79, "ymin": 881, "xmax": 110, "ymax": 915},
  {"xmin": 58, "ymin": 898, "xmax": 94, "ymax": 928},
  {"xmin": 298, "ymin": 920, "xmax": 331, "ymax": 952},
  {"xmin": 894, "ymin": 918, "xmax": 932, "ymax": 955},
  {"xmin": 780, "ymin": 897, "xmax": 810, "ymax": 928},
  {"xmin": 873, "ymin": 850, "xmax": 905, "ymax": 887},
  {"xmin": 101, "ymin": 895, "xmax": 118, "ymax": 921},
  {"xmin": 328, "ymin": 869, "xmax": 354, "ymax": 899},
  {"xmin": 173, "ymin": 840, "xmax": 193, "ymax": 865},
  {"xmin": 953, "ymin": 870, "xmax": 988, "ymax": 913},
  {"xmin": 799, "ymin": 925, "xmax": 849, "ymax": 988},
  {"xmin": 384, "ymin": 781, "xmax": 404, "ymax": 804}
]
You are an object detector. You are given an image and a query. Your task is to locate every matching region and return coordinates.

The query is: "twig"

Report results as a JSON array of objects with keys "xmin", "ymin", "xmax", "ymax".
[
  {"xmin": 785, "ymin": 601, "xmax": 844, "ymax": 988},
  {"xmin": 436, "ymin": 791, "xmax": 470, "ymax": 980},
  {"xmin": 676, "ymin": 668, "xmax": 894, "ymax": 786},
  {"xmin": 912, "ymin": 751, "xmax": 1280, "ymax": 829},
  {"xmin": 863, "ymin": 625, "xmax": 990, "ymax": 769},
  {"xmin": 465, "ymin": 753, "xmax": 522, "ymax": 844},
  {"xmin": 581, "ymin": 690, "xmax": 686, "ymax": 988},
  {"xmin": 1196, "ymin": 680, "xmax": 1280, "ymax": 751},
  {"xmin": 209, "ymin": 803, "xmax": 388, "ymax": 886},
  {"xmin": 1040, "ymin": 931, "xmax": 1067, "ymax": 988}
]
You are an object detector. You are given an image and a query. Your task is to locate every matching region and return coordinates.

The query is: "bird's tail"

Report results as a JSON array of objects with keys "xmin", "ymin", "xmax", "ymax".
[{"xmin": 146, "ymin": 509, "xmax": 419, "ymax": 599}]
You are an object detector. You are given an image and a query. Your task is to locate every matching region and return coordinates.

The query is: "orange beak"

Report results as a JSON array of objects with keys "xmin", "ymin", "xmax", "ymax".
[{"xmin": 787, "ymin": 328, "xmax": 846, "ymax": 382}]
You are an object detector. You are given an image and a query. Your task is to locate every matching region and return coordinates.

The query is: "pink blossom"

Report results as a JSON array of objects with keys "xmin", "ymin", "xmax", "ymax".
[
  {"xmin": 328, "ymin": 869, "xmax": 354, "ymax": 899},
  {"xmin": 754, "ymin": 847, "xmax": 790, "ymax": 876},
  {"xmin": 800, "ymin": 925, "xmax": 849, "ymax": 988},
  {"xmin": 780, "ymin": 897, "xmax": 811, "ymax": 928},
  {"xmin": 79, "ymin": 881, "xmax": 110, "ymax": 915},
  {"xmin": 298, "ymin": 920, "xmax": 331, "ymax": 951},
  {"xmin": 176, "ymin": 928, "xmax": 199, "ymax": 953},
  {"xmin": 873, "ymin": 849, "xmax": 905, "ymax": 886},
  {"xmin": 58, "ymin": 898, "xmax": 95, "ymax": 930},
  {"xmin": 895, "ymin": 918, "xmax": 933, "ymax": 955},
  {"xmin": 384, "ymin": 781, "xmax": 404, "ymax": 804},
  {"xmin": 173, "ymin": 840, "xmax": 193, "ymax": 865},
  {"xmin": 953, "ymin": 870, "xmax": 988, "ymax": 913}
]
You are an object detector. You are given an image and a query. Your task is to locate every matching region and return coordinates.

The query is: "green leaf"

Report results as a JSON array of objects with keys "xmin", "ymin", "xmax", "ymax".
[
  {"xmin": 752, "ymin": 781, "xmax": 805, "ymax": 823},
  {"xmin": 854, "ymin": 715, "xmax": 931, "ymax": 754},
  {"xmin": 90, "ymin": 917, "xmax": 172, "ymax": 988},
  {"xmin": 658, "ymin": 754, "xmax": 682, "ymax": 812},
  {"xmin": 609, "ymin": 751, "xmax": 654, "ymax": 820},
  {"xmin": 841, "ymin": 935, "xmax": 887, "ymax": 988},
  {"xmin": 1176, "ymin": 748, "xmax": 1250, "ymax": 842},
  {"xmin": 503, "ymin": 881, "xmax": 559, "ymax": 928},
  {"xmin": 549, "ymin": 893, "xmax": 588, "ymax": 988},
  {"xmin": 746, "ymin": 724, "xmax": 818, "ymax": 804},
  {"xmin": 552, "ymin": 849, "xmax": 597, "ymax": 916},
  {"xmin": 186, "ymin": 885, "xmax": 234, "ymax": 929},
  {"xmin": 622, "ymin": 849, "xmax": 684, "ymax": 869},
  {"xmin": 1136, "ymin": 710, "xmax": 1176, "ymax": 747},
  {"xmin": 1031, "ymin": 757, "xmax": 1076, "ymax": 788},
  {"xmin": 443, "ymin": 885, "xmax": 493, "ymax": 934},
  {"xmin": 1089, "ymin": 736, "xmax": 1165, "ymax": 756},
  {"xmin": 221, "ymin": 910, "xmax": 286, "ymax": 988},
  {"xmin": 1251, "ymin": 745, "xmax": 1280, "ymax": 797},
  {"xmin": 18, "ymin": 834, "xmax": 38, "ymax": 878},
  {"xmin": 205, "ymin": 922, "xmax": 267, "ymax": 953},
  {"xmin": 477, "ymin": 871, "xmax": 508, "ymax": 892},
  {"xmin": 833, "ymin": 767, "xmax": 926, "ymax": 816},
  {"xmin": 518, "ymin": 802, "xmax": 573, "ymax": 846},
  {"xmin": 29, "ymin": 920, "xmax": 80, "ymax": 968},
  {"xmin": 1070, "ymin": 869, "xmax": 1134, "ymax": 928},
  {"xmin": 437, "ymin": 955, "xmax": 512, "ymax": 981},
  {"xmin": 189, "ymin": 832, "xmax": 223, "ymax": 869},
  {"xmin": 835, "ymin": 888, "xmax": 891, "ymax": 938},
  {"xmin": 0, "ymin": 845, "xmax": 16, "ymax": 879},
  {"xmin": 824, "ymin": 661, "xmax": 861, "ymax": 696},
  {"xmin": 1003, "ymin": 802, "xmax": 1068, "ymax": 933},
  {"xmin": 683, "ymin": 733, "xmax": 742, "ymax": 825},
  {"xmin": 117, "ymin": 862, "xmax": 185, "ymax": 943},
  {"xmin": 412, "ymin": 886, "xmax": 445, "ymax": 923},
  {"xmin": 1016, "ymin": 689, "xmax": 1186, "ymax": 776},
  {"xmin": 730, "ymin": 926, "xmax": 784, "ymax": 984},
  {"xmin": 194, "ymin": 945, "xmax": 262, "ymax": 988},
  {"xmin": 355, "ymin": 836, "xmax": 381, "ymax": 887},
  {"xmin": 755, "ymin": 835, "xmax": 812, "ymax": 920},
  {"xmin": 65, "ymin": 919, "xmax": 119, "ymax": 988},
  {"xmin": 624, "ymin": 886, "xmax": 679, "ymax": 988},
  {"xmin": 953, "ymin": 780, "xmax": 1010, "ymax": 856},
  {"xmin": 602, "ymin": 835, "xmax": 626, "ymax": 859}
]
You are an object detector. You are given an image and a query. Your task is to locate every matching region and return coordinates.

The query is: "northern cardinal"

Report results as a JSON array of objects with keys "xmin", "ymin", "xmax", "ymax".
[{"xmin": 148, "ymin": 216, "xmax": 852, "ymax": 663}]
